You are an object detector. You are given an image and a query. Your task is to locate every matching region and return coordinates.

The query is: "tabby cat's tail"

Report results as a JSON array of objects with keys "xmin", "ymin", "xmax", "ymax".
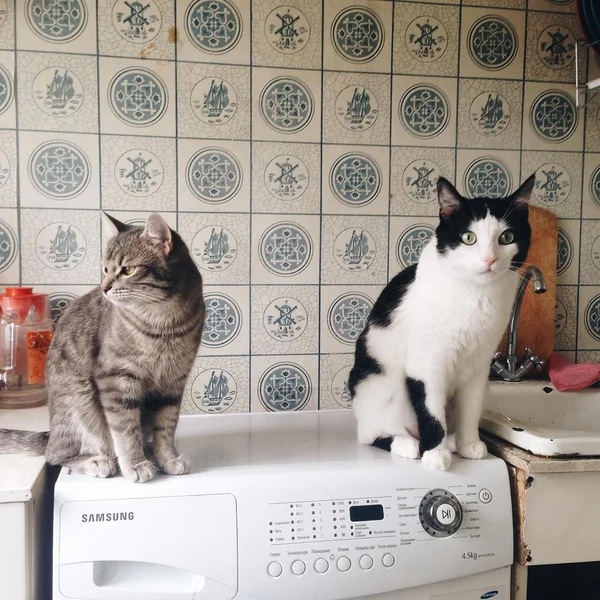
[{"xmin": 0, "ymin": 429, "xmax": 49, "ymax": 455}]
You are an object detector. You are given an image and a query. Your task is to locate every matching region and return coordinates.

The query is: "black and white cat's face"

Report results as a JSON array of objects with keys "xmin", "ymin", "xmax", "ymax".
[{"xmin": 434, "ymin": 176, "xmax": 534, "ymax": 282}]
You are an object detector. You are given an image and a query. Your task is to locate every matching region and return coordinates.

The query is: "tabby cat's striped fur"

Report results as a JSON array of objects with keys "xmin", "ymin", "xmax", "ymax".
[{"xmin": 0, "ymin": 214, "xmax": 205, "ymax": 483}]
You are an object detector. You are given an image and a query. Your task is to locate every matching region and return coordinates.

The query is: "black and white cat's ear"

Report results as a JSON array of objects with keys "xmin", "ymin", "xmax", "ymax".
[
  {"xmin": 511, "ymin": 174, "xmax": 536, "ymax": 209},
  {"xmin": 140, "ymin": 214, "xmax": 173, "ymax": 255},
  {"xmin": 103, "ymin": 212, "xmax": 130, "ymax": 235},
  {"xmin": 437, "ymin": 177, "xmax": 462, "ymax": 218}
]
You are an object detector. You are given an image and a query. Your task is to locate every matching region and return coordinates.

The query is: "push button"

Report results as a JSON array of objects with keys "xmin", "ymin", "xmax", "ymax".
[
  {"xmin": 359, "ymin": 555, "xmax": 373, "ymax": 570},
  {"xmin": 314, "ymin": 558, "xmax": 329, "ymax": 574},
  {"xmin": 337, "ymin": 556, "xmax": 351, "ymax": 572},
  {"xmin": 267, "ymin": 562, "xmax": 283, "ymax": 577},
  {"xmin": 479, "ymin": 488, "xmax": 493, "ymax": 503},
  {"xmin": 436, "ymin": 503, "xmax": 456, "ymax": 525},
  {"xmin": 291, "ymin": 560, "xmax": 306, "ymax": 575},
  {"xmin": 382, "ymin": 553, "xmax": 395, "ymax": 568}
]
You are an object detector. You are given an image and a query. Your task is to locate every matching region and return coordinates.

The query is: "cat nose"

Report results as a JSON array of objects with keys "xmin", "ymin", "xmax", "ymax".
[
  {"xmin": 483, "ymin": 256, "xmax": 497, "ymax": 268},
  {"xmin": 101, "ymin": 282, "xmax": 112, "ymax": 293}
]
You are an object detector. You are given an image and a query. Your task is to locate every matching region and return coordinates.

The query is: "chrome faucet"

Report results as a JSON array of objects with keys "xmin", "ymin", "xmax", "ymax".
[{"xmin": 490, "ymin": 266, "xmax": 547, "ymax": 382}]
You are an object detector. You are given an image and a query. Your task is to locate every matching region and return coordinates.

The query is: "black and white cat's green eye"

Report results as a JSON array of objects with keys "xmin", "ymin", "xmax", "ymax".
[
  {"xmin": 460, "ymin": 231, "xmax": 477, "ymax": 245},
  {"xmin": 499, "ymin": 230, "xmax": 515, "ymax": 245},
  {"xmin": 121, "ymin": 266, "xmax": 136, "ymax": 276}
]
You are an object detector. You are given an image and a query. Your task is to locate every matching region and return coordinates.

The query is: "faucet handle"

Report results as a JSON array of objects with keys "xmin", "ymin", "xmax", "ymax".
[{"xmin": 524, "ymin": 347, "xmax": 545, "ymax": 372}]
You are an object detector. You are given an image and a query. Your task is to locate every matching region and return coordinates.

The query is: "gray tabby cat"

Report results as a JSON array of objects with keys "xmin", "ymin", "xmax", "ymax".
[{"xmin": 0, "ymin": 214, "xmax": 204, "ymax": 483}]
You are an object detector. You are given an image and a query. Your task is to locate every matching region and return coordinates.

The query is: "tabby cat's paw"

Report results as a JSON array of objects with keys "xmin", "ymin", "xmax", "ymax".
[
  {"xmin": 422, "ymin": 448, "xmax": 453, "ymax": 471},
  {"xmin": 390, "ymin": 436, "xmax": 420, "ymax": 459},
  {"xmin": 122, "ymin": 459, "xmax": 157, "ymax": 483},
  {"xmin": 458, "ymin": 440, "xmax": 488, "ymax": 460},
  {"xmin": 88, "ymin": 456, "xmax": 117, "ymax": 478},
  {"xmin": 161, "ymin": 455, "xmax": 191, "ymax": 476}
]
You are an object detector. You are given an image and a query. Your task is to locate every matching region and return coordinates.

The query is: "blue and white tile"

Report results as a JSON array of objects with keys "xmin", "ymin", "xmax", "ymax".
[
  {"xmin": 578, "ymin": 286, "xmax": 600, "ymax": 350},
  {"xmin": 320, "ymin": 285, "xmax": 382, "ymax": 355},
  {"xmin": 525, "ymin": 12, "xmax": 583, "ymax": 84},
  {"xmin": 0, "ymin": 207, "xmax": 19, "ymax": 284},
  {"xmin": 580, "ymin": 220, "xmax": 600, "ymax": 286},
  {"xmin": 456, "ymin": 149, "xmax": 521, "ymax": 198},
  {"xmin": 403, "ymin": 0, "xmax": 458, "ymax": 5},
  {"xmin": 521, "ymin": 151, "xmax": 582, "ymax": 219},
  {"xmin": 584, "ymin": 93, "xmax": 600, "ymax": 154},
  {"xmin": 100, "ymin": 211, "xmax": 176, "ymax": 253},
  {"xmin": 392, "ymin": 75, "xmax": 457, "ymax": 148},
  {"xmin": 250, "ymin": 284, "xmax": 319, "ymax": 355},
  {"xmin": 251, "ymin": 142, "xmax": 320, "ymax": 214},
  {"xmin": 457, "ymin": 79, "xmax": 523, "ymax": 150},
  {"xmin": 528, "ymin": 0, "xmax": 577, "ymax": 11},
  {"xmin": 177, "ymin": 138, "xmax": 250, "ymax": 213},
  {"xmin": 557, "ymin": 219, "xmax": 580, "ymax": 285},
  {"xmin": 251, "ymin": 354, "xmax": 318, "ymax": 413},
  {"xmin": 251, "ymin": 0, "xmax": 322, "ymax": 70},
  {"xmin": 389, "ymin": 216, "xmax": 438, "ymax": 278},
  {"xmin": 0, "ymin": 130, "xmax": 16, "ymax": 207},
  {"xmin": 583, "ymin": 153, "xmax": 600, "ymax": 219},
  {"xmin": 176, "ymin": 0, "xmax": 250, "ymax": 65},
  {"xmin": 251, "ymin": 214, "xmax": 320, "ymax": 285},
  {"xmin": 99, "ymin": 57, "xmax": 176, "ymax": 137},
  {"xmin": 20, "ymin": 209, "xmax": 100, "ymax": 285},
  {"xmin": 252, "ymin": 67, "xmax": 321, "ymax": 143},
  {"xmin": 459, "ymin": 8, "xmax": 525, "ymax": 80},
  {"xmin": 321, "ymin": 215, "xmax": 388, "ymax": 286},
  {"xmin": 390, "ymin": 146, "xmax": 455, "ymax": 217},
  {"xmin": 16, "ymin": 0, "xmax": 97, "ymax": 55},
  {"xmin": 0, "ymin": 50, "xmax": 15, "ymax": 129},
  {"xmin": 523, "ymin": 82, "xmax": 583, "ymax": 152},
  {"xmin": 319, "ymin": 354, "xmax": 354, "ymax": 411},
  {"xmin": 182, "ymin": 356, "xmax": 250, "ymax": 415},
  {"xmin": 178, "ymin": 212, "xmax": 250, "ymax": 286},
  {"xmin": 393, "ymin": 2, "xmax": 459, "ymax": 78},
  {"xmin": 462, "ymin": 0, "xmax": 525, "ymax": 7},
  {"xmin": 0, "ymin": 1, "xmax": 14, "ymax": 49},
  {"xmin": 33, "ymin": 284, "xmax": 93, "ymax": 321},
  {"xmin": 98, "ymin": 0, "xmax": 175, "ymax": 60},
  {"xmin": 19, "ymin": 131, "xmax": 99, "ymax": 209},
  {"xmin": 322, "ymin": 72, "xmax": 391, "ymax": 146},
  {"xmin": 17, "ymin": 52, "xmax": 98, "ymax": 133},
  {"xmin": 555, "ymin": 285, "xmax": 578, "ymax": 351},
  {"xmin": 177, "ymin": 62, "xmax": 250, "ymax": 140},
  {"xmin": 323, "ymin": 1, "xmax": 392, "ymax": 73},
  {"xmin": 200, "ymin": 284, "xmax": 249, "ymax": 357},
  {"xmin": 322, "ymin": 144, "xmax": 389, "ymax": 216},
  {"xmin": 101, "ymin": 135, "xmax": 176, "ymax": 212}
]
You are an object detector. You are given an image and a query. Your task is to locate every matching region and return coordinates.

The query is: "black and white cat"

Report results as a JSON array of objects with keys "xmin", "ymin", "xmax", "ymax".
[{"xmin": 350, "ymin": 175, "xmax": 534, "ymax": 471}]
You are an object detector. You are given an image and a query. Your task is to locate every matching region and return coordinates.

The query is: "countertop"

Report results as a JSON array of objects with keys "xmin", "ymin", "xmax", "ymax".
[{"xmin": 0, "ymin": 405, "xmax": 49, "ymax": 503}]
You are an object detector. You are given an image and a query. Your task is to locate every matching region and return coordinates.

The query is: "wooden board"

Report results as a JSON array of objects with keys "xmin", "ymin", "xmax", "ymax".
[{"xmin": 497, "ymin": 205, "xmax": 558, "ymax": 376}]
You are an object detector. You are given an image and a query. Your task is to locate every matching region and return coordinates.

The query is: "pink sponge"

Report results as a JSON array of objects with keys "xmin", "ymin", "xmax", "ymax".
[{"xmin": 548, "ymin": 353, "xmax": 600, "ymax": 392}]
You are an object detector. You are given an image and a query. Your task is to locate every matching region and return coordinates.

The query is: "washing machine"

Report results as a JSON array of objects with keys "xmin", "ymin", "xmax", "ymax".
[{"xmin": 53, "ymin": 410, "xmax": 513, "ymax": 600}]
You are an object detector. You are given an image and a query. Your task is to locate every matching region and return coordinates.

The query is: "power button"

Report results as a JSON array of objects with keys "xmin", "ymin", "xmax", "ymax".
[{"xmin": 479, "ymin": 489, "xmax": 492, "ymax": 504}]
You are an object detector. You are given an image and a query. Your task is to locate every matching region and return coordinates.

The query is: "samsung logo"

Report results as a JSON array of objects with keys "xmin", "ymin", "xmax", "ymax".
[
  {"xmin": 481, "ymin": 592, "xmax": 499, "ymax": 599},
  {"xmin": 81, "ymin": 512, "xmax": 134, "ymax": 523}
]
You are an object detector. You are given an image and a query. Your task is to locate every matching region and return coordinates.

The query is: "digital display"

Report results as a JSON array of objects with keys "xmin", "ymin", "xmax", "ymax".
[{"xmin": 349, "ymin": 504, "xmax": 384, "ymax": 522}]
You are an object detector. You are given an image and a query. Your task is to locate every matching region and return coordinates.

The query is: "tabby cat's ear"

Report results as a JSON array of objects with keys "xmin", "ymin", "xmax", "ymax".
[
  {"xmin": 511, "ymin": 174, "xmax": 536, "ymax": 209},
  {"xmin": 140, "ymin": 214, "xmax": 173, "ymax": 255},
  {"xmin": 437, "ymin": 177, "xmax": 462, "ymax": 218},
  {"xmin": 103, "ymin": 212, "xmax": 130, "ymax": 234}
]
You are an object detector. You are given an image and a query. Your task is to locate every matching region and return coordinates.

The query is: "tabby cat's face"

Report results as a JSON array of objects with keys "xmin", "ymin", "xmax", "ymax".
[{"xmin": 435, "ymin": 176, "xmax": 533, "ymax": 283}]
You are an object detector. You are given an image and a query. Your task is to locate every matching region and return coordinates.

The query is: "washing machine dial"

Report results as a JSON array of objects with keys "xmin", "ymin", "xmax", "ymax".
[{"xmin": 419, "ymin": 489, "xmax": 463, "ymax": 537}]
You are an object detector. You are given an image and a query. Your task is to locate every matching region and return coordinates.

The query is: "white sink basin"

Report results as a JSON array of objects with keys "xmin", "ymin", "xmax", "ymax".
[{"xmin": 481, "ymin": 380, "xmax": 600, "ymax": 457}]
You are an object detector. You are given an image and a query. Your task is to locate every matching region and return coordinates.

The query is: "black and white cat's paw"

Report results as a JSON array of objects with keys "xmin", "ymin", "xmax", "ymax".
[
  {"xmin": 457, "ymin": 440, "xmax": 488, "ymax": 460},
  {"xmin": 160, "ymin": 454, "xmax": 191, "ymax": 476},
  {"xmin": 122, "ymin": 459, "xmax": 157, "ymax": 483},
  {"xmin": 422, "ymin": 448, "xmax": 453, "ymax": 471},
  {"xmin": 390, "ymin": 435, "xmax": 420, "ymax": 459}
]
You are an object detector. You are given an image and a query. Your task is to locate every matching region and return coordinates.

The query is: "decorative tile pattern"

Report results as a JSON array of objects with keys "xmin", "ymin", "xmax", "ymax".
[{"xmin": 1, "ymin": 0, "xmax": 597, "ymax": 420}]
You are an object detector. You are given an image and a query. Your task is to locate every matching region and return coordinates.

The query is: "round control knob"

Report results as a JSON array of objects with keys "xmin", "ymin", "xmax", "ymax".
[
  {"xmin": 382, "ymin": 553, "xmax": 395, "ymax": 568},
  {"xmin": 291, "ymin": 560, "xmax": 306, "ymax": 575},
  {"xmin": 267, "ymin": 561, "xmax": 283, "ymax": 577},
  {"xmin": 314, "ymin": 558, "xmax": 329, "ymax": 574},
  {"xmin": 419, "ymin": 488, "xmax": 463, "ymax": 538},
  {"xmin": 337, "ymin": 556, "xmax": 351, "ymax": 572},
  {"xmin": 359, "ymin": 554, "xmax": 374, "ymax": 570}
]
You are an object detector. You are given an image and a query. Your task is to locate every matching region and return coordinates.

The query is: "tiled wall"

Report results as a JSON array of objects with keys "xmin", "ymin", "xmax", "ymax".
[{"xmin": 0, "ymin": 0, "xmax": 598, "ymax": 415}]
